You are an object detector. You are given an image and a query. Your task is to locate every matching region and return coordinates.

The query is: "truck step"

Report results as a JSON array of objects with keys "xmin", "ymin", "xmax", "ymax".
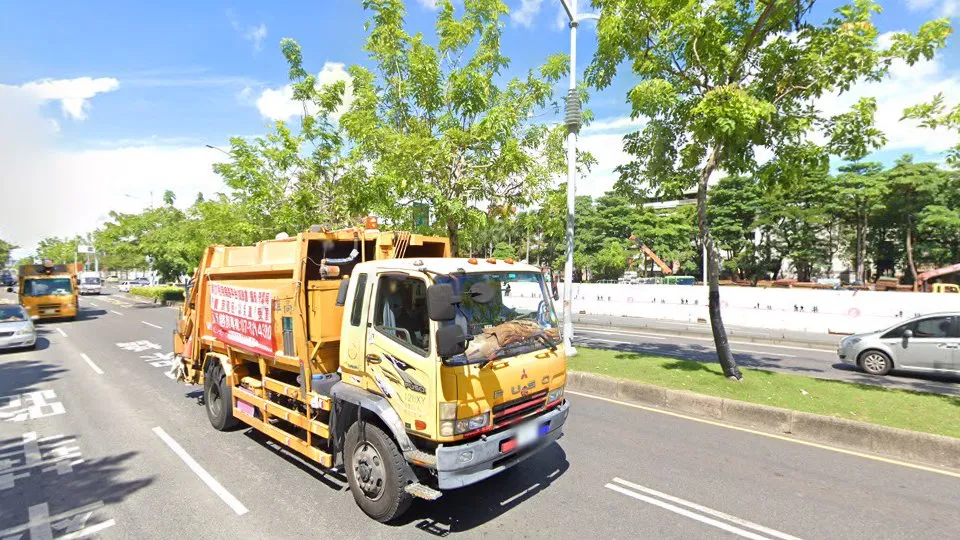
[{"xmin": 405, "ymin": 482, "xmax": 442, "ymax": 501}]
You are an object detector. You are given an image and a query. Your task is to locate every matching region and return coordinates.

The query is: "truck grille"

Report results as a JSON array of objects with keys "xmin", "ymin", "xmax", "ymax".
[{"xmin": 492, "ymin": 390, "xmax": 548, "ymax": 427}]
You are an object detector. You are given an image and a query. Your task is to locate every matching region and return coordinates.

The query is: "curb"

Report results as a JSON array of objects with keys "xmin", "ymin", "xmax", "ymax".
[{"xmin": 566, "ymin": 371, "xmax": 960, "ymax": 471}]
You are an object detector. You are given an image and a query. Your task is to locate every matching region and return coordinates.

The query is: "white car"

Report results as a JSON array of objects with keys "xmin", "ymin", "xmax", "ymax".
[
  {"xmin": 0, "ymin": 304, "xmax": 37, "ymax": 350},
  {"xmin": 118, "ymin": 281, "xmax": 133, "ymax": 293}
]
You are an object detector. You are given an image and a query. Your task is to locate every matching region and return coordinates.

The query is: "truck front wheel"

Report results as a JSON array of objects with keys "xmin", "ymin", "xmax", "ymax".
[
  {"xmin": 204, "ymin": 361, "xmax": 238, "ymax": 431},
  {"xmin": 344, "ymin": 422, "xmax": 412, "ymax": 522}
]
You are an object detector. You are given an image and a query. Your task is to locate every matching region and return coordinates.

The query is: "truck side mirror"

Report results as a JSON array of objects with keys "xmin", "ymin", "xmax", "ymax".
[
  {"xmin": 427, "ymin": 284, "xmax": 457, "ymax": 321},
  {"xmin": 436, "ymin": 324, "xmax": 468, "ymax": 358},
  {"xmin": 335, "ymin": 278, "xmax": 350, "ymax": 307}
]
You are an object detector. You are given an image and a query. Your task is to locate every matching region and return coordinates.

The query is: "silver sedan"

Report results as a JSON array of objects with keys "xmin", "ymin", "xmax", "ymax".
[
  {"xmin": 837, "ymin": 313, "xmax": 960, "ymax": 376},
  {"xmin": 0, "ymin": 304, "xmax": 37, "ymax": 351}
]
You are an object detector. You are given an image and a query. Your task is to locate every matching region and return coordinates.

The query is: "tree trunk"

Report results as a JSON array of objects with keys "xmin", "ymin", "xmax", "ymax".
[
  {"xmin": 905, "ymin": 216, "xmax": 918, "ymax": 284},
  {"xmin": 446, "ymin": 218, "xmax": 459, "ymax": 256},
  {"xmin": 855, "ymin": 216, "xmax": 864, "ymax": 283},
  {"xmin": 696, "ymin": 147, "xmax": 742, "ymax": 380}
]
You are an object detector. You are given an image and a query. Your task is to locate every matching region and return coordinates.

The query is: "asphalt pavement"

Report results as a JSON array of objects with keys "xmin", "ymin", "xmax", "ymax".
[
  {"xmin": 2, "ymin": 285, "xmax": 960, "ymax": 539},
  {"xmin": 573, "ymin": 324, "xmax": 960, "ymax": 396}
]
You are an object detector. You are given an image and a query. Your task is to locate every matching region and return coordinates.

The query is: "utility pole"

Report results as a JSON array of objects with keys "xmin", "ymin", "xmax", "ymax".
[{"xmin": 559, "ymin": 0, "xmax": 599, "ymax": 357}]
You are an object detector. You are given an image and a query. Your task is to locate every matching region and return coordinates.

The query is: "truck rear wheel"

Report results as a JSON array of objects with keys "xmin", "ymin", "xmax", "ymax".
[
  {"xmin": 204, "ymin": 361, "xmax": 238, "ymax": 431},
  {"xmin": 344, "ymin": 422, "xmax": 412, "ymax": 523}
]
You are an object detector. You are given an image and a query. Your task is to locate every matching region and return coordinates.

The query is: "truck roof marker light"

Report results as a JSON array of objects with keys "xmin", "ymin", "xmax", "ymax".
[
  {"xmin": 486, "ymin": 258, "xmax": 496, "ymax": 264},
  {"xmin": 467, "ymin": 258, "xmax": 478, "ymax": 265},
  {"xmin": 365, "ymin": 216, "xmax": 379, "ymax": 231}
]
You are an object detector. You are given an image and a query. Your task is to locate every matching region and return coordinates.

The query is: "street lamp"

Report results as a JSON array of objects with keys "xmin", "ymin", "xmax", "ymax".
[
  {"xmin": 205, "ymin": 144, "xmax": 231, "ymax": 157},
  {"xmin": 559, "ymin": 0, "xmax": 599, "ymax": 357}
]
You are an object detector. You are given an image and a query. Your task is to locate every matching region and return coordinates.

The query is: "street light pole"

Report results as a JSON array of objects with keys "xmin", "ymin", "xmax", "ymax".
[{"xmin": 559, "ymin": 0, "xmax": 599, "ymax": 357}]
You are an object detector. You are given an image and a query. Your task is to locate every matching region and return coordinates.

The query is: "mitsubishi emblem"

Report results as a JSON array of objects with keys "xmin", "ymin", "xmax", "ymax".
[{"xmin": 520, "ymin": 369, "xmax": 528, "ymax": 380}]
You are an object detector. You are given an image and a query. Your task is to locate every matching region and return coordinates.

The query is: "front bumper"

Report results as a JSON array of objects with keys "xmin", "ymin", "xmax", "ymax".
[
  {"xmin": 435, "ymin": 400, "xmax": 569, "ymax": 490},
  {"xmin": 0, "ymin": 334, "xmax": 36, "ymax": 349}
]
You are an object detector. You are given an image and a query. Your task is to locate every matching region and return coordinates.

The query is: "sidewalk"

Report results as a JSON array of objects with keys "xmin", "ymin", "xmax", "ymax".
[{"xmin": 572, "ymin": 313, "xmax": 843, "ymax": 349}]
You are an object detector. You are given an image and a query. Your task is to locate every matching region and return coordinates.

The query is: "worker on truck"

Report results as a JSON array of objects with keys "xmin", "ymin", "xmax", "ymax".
[
  {"xmin": 173, "ymin": 225, "xmax": 569, "ymax": 522},
  {"xmin": 12, "ymin": 261, "xmax": 78, "ymax": 321}
]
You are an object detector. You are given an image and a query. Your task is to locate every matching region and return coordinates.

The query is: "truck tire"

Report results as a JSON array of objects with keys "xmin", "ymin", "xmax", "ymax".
[
  {"xmin": 204, "ymin": 361, "xmax": 239, "ymax": 431},
  {"xmin": 344, "ymin": 422, "xmax": 413, "ymax": 523}
]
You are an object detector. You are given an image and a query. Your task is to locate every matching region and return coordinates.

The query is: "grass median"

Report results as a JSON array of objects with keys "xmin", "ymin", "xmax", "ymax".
[{"xmin": 569, "ymin": 348, "xmax": 960, "ymax": 439}]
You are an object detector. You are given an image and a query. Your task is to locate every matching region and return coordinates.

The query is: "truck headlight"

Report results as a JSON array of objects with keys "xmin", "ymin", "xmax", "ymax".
[
  {"xmin": 440, "ymin": 402, "xmax": 457, "ymax": 421},
  {"xmin": 547, "ymin": 386, "xmax": 564, "ymax": 404},
  {"xmin": 455, "ymin": 412, "xmax": 489, "ymax": 435}
]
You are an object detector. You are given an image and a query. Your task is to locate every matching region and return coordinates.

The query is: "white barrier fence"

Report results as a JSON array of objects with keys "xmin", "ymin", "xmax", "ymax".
[{"xmin": 508, "ymin": 282, "xmax": 960, "ymax": 335}]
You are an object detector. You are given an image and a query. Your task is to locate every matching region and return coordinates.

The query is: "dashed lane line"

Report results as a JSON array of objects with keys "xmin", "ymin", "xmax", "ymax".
[
  {"xmin": 56, "ymin": 328, "xmax": 67, "ymax": 337},
  {"xmin": 142, "ymin": 321, "xmax": 163, "ymax": 329},
  {"xmin": 80, "ymin": 353, "xmax": 105, "ymax": 375},
  {"xmin": 152, "ymin": 426, "xmax": 249, "ymax": 515},
  {"xmin": 110, "ymin": 310, "xmax": 123, "ymax": 316}
]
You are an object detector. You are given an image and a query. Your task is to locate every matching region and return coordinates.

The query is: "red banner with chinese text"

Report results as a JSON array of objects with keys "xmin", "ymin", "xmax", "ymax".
[{"xmin": 209, "ymin": 283, "xmax": 274, "ymax": 356}]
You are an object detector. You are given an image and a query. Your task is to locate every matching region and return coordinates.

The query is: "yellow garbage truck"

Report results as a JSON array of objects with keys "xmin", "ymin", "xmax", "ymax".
[
  {"xmin": 173, "ymin": 222, "xmax": 569, "ymax": 521},
  {"xmin": 16, "ymin": 261, "xmax": 79, "ymax": 321}
]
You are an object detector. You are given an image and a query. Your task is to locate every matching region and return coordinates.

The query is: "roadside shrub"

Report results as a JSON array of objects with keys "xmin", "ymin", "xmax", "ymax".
[{"xmin": 129, "ymin": 286, "xmax": 184, "ymax": 303}]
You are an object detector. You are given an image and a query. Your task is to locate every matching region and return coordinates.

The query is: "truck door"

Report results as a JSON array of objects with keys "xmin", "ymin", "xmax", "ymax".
[
  {"xmin": 339, "ymin": 273, "xmax": 371, "ymax": 382},
  {"xmin": 365, "ymin": 274, "xmax": 435, "ymax": 434}
]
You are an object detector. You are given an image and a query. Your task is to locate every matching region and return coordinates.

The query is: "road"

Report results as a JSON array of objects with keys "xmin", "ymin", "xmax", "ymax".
[
  {"xmin": 574, "ymin": 325, "xmax": 960, "ymax": 396},
  {"xmin": 2, "ymin": 287, "xmax": 959, "ymax": 539}
]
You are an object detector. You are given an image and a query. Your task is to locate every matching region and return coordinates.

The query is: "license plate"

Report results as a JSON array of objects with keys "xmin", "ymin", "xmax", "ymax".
[
  {"xmin": 43, "ymin": 309, "xmax": 56, "ymax": 315},
  {"xmin": 515, "ymin": 422, "xmax": 540, "ymax": 448}
]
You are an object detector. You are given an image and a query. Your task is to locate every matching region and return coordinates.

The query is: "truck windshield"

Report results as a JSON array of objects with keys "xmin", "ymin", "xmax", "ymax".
[
  {"xmin": 23, "ymin": 278, "xmax": 73, "ymax": 297},
  {"xmin": 437, "ymin": 271, "xmax": 560, "ymax": 363},
  {"xmin": 82, "ymin": 277, "xmax": 101, "ymax": 285}
]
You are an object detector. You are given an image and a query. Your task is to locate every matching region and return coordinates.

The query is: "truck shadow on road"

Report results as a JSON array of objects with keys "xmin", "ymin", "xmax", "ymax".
[{"xmin": 400, "ymin": 442, "xmax": 569, "ymax": 536}]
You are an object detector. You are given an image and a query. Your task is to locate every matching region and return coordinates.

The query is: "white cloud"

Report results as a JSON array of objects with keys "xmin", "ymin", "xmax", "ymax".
[
  {"xmin": 256, "ymin": 62, "xmax": 353, "ymax": 122},
  {"xmin": 583, "ymin": 115, "xmax": 645, "ymax": 134},
  {"xmin": 576, "ymin": 132, "xmax": 631, "ymax": 197},
  {"xmin": 0, "ymin": 85, "xmax": 225, "ymax": 254},
  {"xmin": 246, "ymin": 24, "xmax": 268, "ymax": 51},
  {"xmin": 816, "ymin": 32, "xmax": 960, "ymax": 157},
  {"xmin": 415, "ymin": 0, "xmax": 440, "ymax": 9},
  {"xmin": 227, "ymin": 10, "xmax": 269, "ymax": 52},
  {"xmin": 3, "ymin": 77, "xmax": 119, "ymax": 120},
  {"xmin": 511, "ymin": 0, "xmax": 544, "ymax": 27},
  {"xmin": 904, "ymin": 0, "xmax": 959, "ymax": 18}
]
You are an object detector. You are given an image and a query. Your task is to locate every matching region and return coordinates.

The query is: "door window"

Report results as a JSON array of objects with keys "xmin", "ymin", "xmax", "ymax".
[
  {"xmin": 882, "ymin": 322, "xmax": 913, "ymax": 339},
  {"xmin": 373, "ymin": 275, "xmax": 429, "ymax": 355},
  {"xmin": 913, "ymin": 317, "xmax": 953, "ymax": 339},
  {"xmin": 350, "ymin": 274, "xmax": 368, "ymax": 327}
]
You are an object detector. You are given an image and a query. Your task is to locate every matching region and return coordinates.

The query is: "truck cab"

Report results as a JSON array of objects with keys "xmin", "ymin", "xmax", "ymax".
[
  {"xmin": 78, "ymin": 271, "xmax": 103, "ymax": 295},
  {"xmin": 339, "ymin": 258, "xmax": 568, "ymax": 493}
]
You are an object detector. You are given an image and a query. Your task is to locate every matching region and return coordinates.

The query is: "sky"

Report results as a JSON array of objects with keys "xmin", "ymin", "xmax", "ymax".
[{"xmin": 1, "ymin": 0, "xmax": 958, "ymax": 257}]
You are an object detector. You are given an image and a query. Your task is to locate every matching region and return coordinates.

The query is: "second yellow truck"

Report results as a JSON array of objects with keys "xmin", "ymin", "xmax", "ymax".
[{"xmin": 173, "ymin": 222, "xmax": 569, "ymax": 521}]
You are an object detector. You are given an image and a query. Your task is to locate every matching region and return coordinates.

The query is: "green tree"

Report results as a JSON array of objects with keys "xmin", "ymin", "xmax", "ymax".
[
  {"xmin": 586, "ymin": 0, "xmax": 950, "ymax": 379},
  {"xmin": 590, "ymin": 239, "xmax": 629, "ymax": 280},
  {"xmin": 903, "ymin": 94, "xmax": 960, "ymax": 167},
  {"xmin": 337, "ymin": 0, "xmax": 580, "ymax": 253},
  {"xmin": 15, "ymin": 256, "xmax": 36, "ymax": 268},
  {"xmin": 836, "ymin": 161, "xmax": 885, "ymax": 283},
  {"xmin": 0, "ymin": 239, "xmax": 17, "ymax": 268},
  {"xmin": 37, "ymin": 237, "xmax": 81, "ymax": 265},
  {"xmin": 708, "ymin": 175, "xmax": 763, "ymax": 280}
]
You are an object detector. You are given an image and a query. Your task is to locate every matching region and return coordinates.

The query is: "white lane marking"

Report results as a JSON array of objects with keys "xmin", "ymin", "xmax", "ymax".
[
  {"xmin": 734, "ymin": 349, "xmax": 795, "ymax": 358},
  {"xmin": 611, "ymin": 478, "xmax": 802, "ymax": 540},
  {"xmin": 141, "ymin": 321, "xmax": 163, "ymax": 329},
  {"xmin": 577, "ymin": 326, "xmax": 833, "ymax": 352},
  {"xmin": 87, "ymin": 302, "xmax": 99, "ymax": 308},
  {"xmin": 60, "ymin": 519, "xmax": 117, "ymax": 539},
  {"xmin": 567, "ymin": 390, "xmax": 960, "ymax": 480},
  {"xmin": 110, "ymin": 310, "xmax": 123, "ymax": 316},
  {"xmin": 56, "ymin": 328, "xmax": 67, "ymax": 338},
  {"xmin": 605, "ymin": 483, "xmax": 790, "ymax": 540},
  {"xmin": 580, "ymin": 329, "xmax": 666, "ymax": 340},
  {"xmin": 80, "ymin": 354, "xmax": 104, "ymax": 375},
  {"xmin": 152, "ymin": 426, "xmax": 249, "ymax": 515}
]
